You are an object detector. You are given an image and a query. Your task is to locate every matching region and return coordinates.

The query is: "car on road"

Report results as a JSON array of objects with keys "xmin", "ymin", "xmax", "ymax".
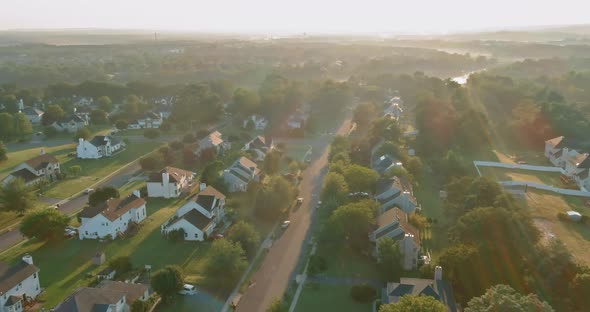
[
  {"xmin": 179, "ymin": 284, "xmax": 197, "ymax": 295},
  {"xmin": 296, "ymin": 197, "xmax": 304, "ymax": 205},
  {"xmin": 84, "ymin": 188, "xmax": 94, "ymax": 194},
  {"xmin": 281, "ymin": 220, "xmax": 291, "ymax": 228}
]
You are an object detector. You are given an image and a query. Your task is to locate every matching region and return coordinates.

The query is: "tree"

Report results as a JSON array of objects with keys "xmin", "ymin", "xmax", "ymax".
[
  {"xmin": 405, "ymin": 157, "xmax": 423, "ymax": 179},
  {"xmin": 0, "ymin": 141, "xmax": 6, "ymax": 162},
  {"xmin": 465, "ymin": 284, "xmax": 553, "ymax": 312},
  {"xmin": 90, "ymin": 109, "xmax": 108, "ymax": 124},
  {"xmin": 143, "ymin": 128, "xmax": 160, "ymax": 139},
  {"xmin": 88, "ymin": 186, "xmax": 120, "ymax": 206},
  {"xmin": 321, "ymin": 172, "xmax": 349, "ymax": 203},
  {"xmin": 115, "ymin": 120, "xmax": 128, "ymax": 130},
  {"xmin": 139, "ymin": 153, "xmax": 163, "ymax": 171},
  {"xmin": 231, "ymin": 88, "xmax": 261, "ymax": 116},
  {"xmin": 108, "ymin": 256, "xmax": 133, "ymax": 278},
  {"xmin": 131, "ymin": 300, "xmax": 149, "ymax": 312},
  {"xmin": 201, "ymin": 161, "xmax": 224, "ymax": 185},
  {"xmin": 255, "ymin": 176, "xmax": 295, "ymax": 220},
  {"xmin": 204, "ymin": 239, "xmax": 248, "ymax": 289},
  {"xmin": 173, "ymin": 83, "xmax": 223, "ymax": 124},
  {"xmin": 379, "ymin": 295, "xmax": 447, "ymax": 312},
  {"xmin": 377, "ymin": 237, "xmax": 403, "ymax": 280},
  {"xmin": 20, "ymin": 209, "xmax": 70, "ymax": 242},
  {"xmin": 353, "ymin": 102, "xmax": 377, "ymax": 129},
  {"xmin": 14, "ymin": 113, "xmax": 33, "ymax": 138},
  {"xmin": 151, "ymin": 266, "xmax": 183, "ymax": 302},
  {"xmin": 43, "ymin": 126, "xmax": 58, "ymax": 138},
  {"xmin": 329, "ymin": 136, "xmax": 350, "ymax": 160},
  {"xmin": 227, "ymin": 221, "xmax": 261, "ymax": 259},
  {"xmin": 263, "ymin": 150, "xmax": 282, "ymax": 175},
  {"xmin": 323, "ymin": 200, "xmax": 377, "ymax": 251},
  {"xmin": 42, "ymin": 104, "xmax": 65, "ymax": 126},
  {"xmin": 1, "ymin": 94, "xmax": 18, "ymax": 113},
  {"xmin": 169, "ymin": 140, "xmax": 184, "ymax": 150},
  {"xmin": 69, "ymin": 165, "xmax": 82, "ymax": 176},
  {"xmin": 0, "ymin": 113, "xmax": 15, "ymax": 140},
  {"xmin": 75, "ymin": 127, "xmax": 91, "ymax": 140},
  {"xmin": 0, "ymin": 178, "xmax": 36, "ymax": 214},
  {"xmin": 342, "ymin": 164, "xmax": 379, "ymax": 193},
  {"xmin": 97, "ymin": 96, "xmax": 113, "ymax": 112}
]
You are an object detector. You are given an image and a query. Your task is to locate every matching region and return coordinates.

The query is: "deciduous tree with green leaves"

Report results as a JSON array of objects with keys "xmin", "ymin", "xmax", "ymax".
[
  {"xmin": 0, "ymin": 178, "xmax": 36, "ymax": 215},
  {"xmin": 150, "ymin": 266, "xmax": 183, "ymax": 302},
  {"xmin": 204, "ymin": 239, "xmax": 248, "ymax": 289},
  {"xmin": 465, "ymin": 284, "xmax": 553, "ymax": 312},
  {"xmin": 20, "ymin": 208, "xmax": 70, "ymax": 242},
  {"xmin": 227, "ymin": 221, "xmax": 261, "ymax": 259},
  {"xmin": 379, "ymin": 295, "xmax": 447, "ymax": 312}
]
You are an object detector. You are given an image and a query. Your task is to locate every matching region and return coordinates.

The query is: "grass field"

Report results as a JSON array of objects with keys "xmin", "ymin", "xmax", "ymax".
[
  {"xmin": 478, "ymin": 166, "xmax": 562, "ymax": 186},
  {"xmin": 522, "ymin": 190, "xmax": 590, "ymax": 265},
  {"xmin": 43, "ymin": 142, "xmax": 160, "ymax": 199},
  {"xmin": 294, "ymin": 283, "xmax": 373, "ymax": 312},
  {"xmin": 284, "ymin": 144, "xmax": 312, "ymax": 162},
  {"xmin": 0, "ymin": 144, "xmax": 75, "ymax": 179},
  {"xmin": 0, "ymin": 196, "xmax": 211, "ymax": 308},
  {"xmin": 316, "ymin": 246, "xmax": 381, "ymax": 280}
]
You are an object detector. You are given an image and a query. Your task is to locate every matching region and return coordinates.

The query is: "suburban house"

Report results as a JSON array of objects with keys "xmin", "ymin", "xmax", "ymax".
[
  {"xmin": 544, "ymin": 136, "xmax": 590, "ymax": 191},
  {"xmin": 78, "ymin": 191, "xmax": 147, "ymax": 240},
  {"xmin": 384, "ymin": 102, "xmax": 403, "ymax": 120},
  {"xmin": 147, "ymin": 166, "xmax": 195, "ymax": 198},
  {"xmin": 53, "ymin": 281, "xmax": 149, "ymax": 312},
  {"xmin": 51, "ymin": 114, "xmax": 89, "ymax": 133},
  {"xmin": 0, "ymin": 255, "xmax": 42, "ymax": 312},
  {"xmin": 370, "ymin": 208, "xmax": 420, "ymax": 271},
  {"xmin": 73, "ymin": 96, "xmax": 94, "ymax": 107},
  {"xmin": 194, "ymin": 131, "xmax": 230, "ymax": 156},
  {"xmin": 127, "ymin": 112, "xmax": 162, "ymax": 129},
  {"xmin": 76, "ymin": 136, "xmax": 124, "ymax": 159},
  {"xmin": 287, "ymin": 113, "xmax": 306, "ymax": 129},
  {"xmin": 375, "ymin": 177, "xmax": 417, "ymax": 214},
  {"xmin": 371, "ymin": 154, "xmax": 402, "ymax": 175},
  {"xmin": 243, "ymin": 115, "xmax": 269, "ymax": 130},
  {"xmin": 2, "ymin": 153, "xmax": 60, "ymax": 186},
  {"xmin": 223, "ymin": 157, "xmax": 261, "ymax": 192},
  {"xmin": 382, "ymin": 266, "xmax": 457, "ymax": 312},
  {"xmin": 22, "ymin": 107, "xmax": 44, "ymax": 124},
  {"xmin": 161, "ymin": 184, "xmax": 226, "ymax": 241},
  {"xmin": 242, "ymin": 136, "xmax": 274, "ymax": 161}
]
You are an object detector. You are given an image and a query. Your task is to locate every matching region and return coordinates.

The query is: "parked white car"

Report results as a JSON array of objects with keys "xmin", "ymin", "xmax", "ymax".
[
  {"xmin": 179, "ymin": 284, "xmax": 197, "ymax": 295},
  {"xmin": 282, "ymin": 220, "xmax": 291, "ymax": 228}
]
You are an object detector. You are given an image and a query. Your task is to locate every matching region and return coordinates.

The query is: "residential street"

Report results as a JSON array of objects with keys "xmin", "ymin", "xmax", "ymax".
[{"xmin": 235, "ymin": 118, "xmax": 353, "ymax": 312}]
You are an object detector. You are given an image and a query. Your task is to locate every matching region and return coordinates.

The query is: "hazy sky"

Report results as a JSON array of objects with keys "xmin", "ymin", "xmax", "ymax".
[{"xmin": 2, "ymin": 0, "xmax": 590, "ymax": 34}]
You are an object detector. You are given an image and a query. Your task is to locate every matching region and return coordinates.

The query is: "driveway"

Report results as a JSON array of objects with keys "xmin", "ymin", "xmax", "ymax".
[{"xmin": 235, "ymin": 118, "xmax": 353, "ymax": 312}]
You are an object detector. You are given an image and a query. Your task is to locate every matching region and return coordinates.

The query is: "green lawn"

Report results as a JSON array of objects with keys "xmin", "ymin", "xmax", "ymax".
[
  {"xmin": 118, "ymin": 179, "xmax": 146, "ymax": 197},
  {"xmin": 285, "ymin": 144, "xmax": 312, "ymax": 162},
  {"xmin": 0, "ymin": 211, "xmax": 22, "ymax": 231},
  {"xmin": 478, "ymin": 166, "xmax": 562, "ymax": 186},
  {"xmin": 317, "ymin": 246, "xmax": 381, "ymax": 280},
  {"xmin": 44, "ymin": 142, "xmax": 160, "ymax": 199},
  {"xmin": 295, "ymin": 283, "xmax": 373, "ymax": 312},
  {"xmin": 0, "ymin": 197, "xmax": 211, "ymax": 308},
  {"xmin": 0, "ymin": 144, "xmax": 75, "ymax": 179}
]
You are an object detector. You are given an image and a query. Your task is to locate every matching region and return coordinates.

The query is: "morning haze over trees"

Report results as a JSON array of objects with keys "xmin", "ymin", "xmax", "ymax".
[{"xmin": 1, "ymin": 11, "xmax": 590, "ymax": 312}]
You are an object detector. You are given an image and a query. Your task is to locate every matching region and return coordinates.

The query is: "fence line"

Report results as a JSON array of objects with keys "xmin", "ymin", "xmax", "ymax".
[{"xmin": 473, "ymin": 161, "xmax": 565, "ymax": 173}]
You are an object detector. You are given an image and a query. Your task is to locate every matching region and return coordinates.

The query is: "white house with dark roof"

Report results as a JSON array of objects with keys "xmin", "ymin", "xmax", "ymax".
[
  {"xmin": 21, "ymin": 107, "xmax": 43, "ymax": 124},
  {"xmin": 223, "ymin": 157, "xmax": 261, "ymax": 192},
  {"xmin": 51, "ymin": 114, "xmax": 88, "ymax": 133},
  {"xmin": 147, "ymin": 166, "xmax": 195, "ymax": 198},
  {"xmin": 160, "ymin": 185, "xmax": 226, "ymax": 241},
  {"xmin": 370, "ymin": 208, "xmax": 420, "ymax": 271},
  {"xmin": 76, "ymin": 136, "xmax": 124, "ymax": 159},
  {"xmin": 242, "ymin": 136, "xmax": 274, "ymax": 161},
  {"xmin": 382, "ymin": 266, "xmax": 457, "ymax": 312},
  {"xmin": 2, "ymin": 152, "xmax": 60, "ymax": 186},
  {"xmin": 53, "ymin": 280, "xmax": 149, "ymax": 312},
  {"xmin": 78, "ymin": 191, "xmax": 146, "ymax": 240},
  {"xmin": 0, "ymin": 255, "xmax": 41, "ymax": 312},
  {"xmin": 544, "ymin": 136, "xmax": 590, "ymax": 191},
  {"xmin": 375, "ymin": 177, "xmax": 417, "ymax": 214}
]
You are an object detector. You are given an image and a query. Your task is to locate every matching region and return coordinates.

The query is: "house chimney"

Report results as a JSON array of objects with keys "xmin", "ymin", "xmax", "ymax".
[
  {"xmin": 162, "ymin": 172, "xmax": 170, "ymax": 186},
  {"xmin": 200, "ymin": 183, "xmax": 207, "ymax": 192},
  {"xmin": 132, "ymin": 190, "xmax": 141, "ymax": 198},
  {"xmin": 434, "ymin": 266, "xmax": 443, "ymax": 281},
  {"xmin": 22, "ymin": 254, "xmax": 33, "ymax": 265}
]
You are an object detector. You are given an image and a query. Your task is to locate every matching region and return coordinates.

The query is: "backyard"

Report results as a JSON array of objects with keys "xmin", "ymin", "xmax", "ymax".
[
  {"xmin": 294, "ymin": 283, "xmax": 373, "ymax": 312},
  {"xmin": 521, "ymin": 189, "xmax": 590, "ymax": 265},
  {"xmin": 478, "ymin": 166, "xmax": 563, "ymax": 187}
]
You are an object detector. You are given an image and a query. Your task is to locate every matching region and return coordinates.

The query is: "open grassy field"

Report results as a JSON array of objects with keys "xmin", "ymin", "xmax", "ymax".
[
  {"xmin": 43, "ymin": 142, "xmax": 160, "ymax": 199},
  {"xmin": 294, "ymin": 283, "xmax": 373, "ymax": 312},
  {"xmin": 284, "ymin": 144, "xmax": 312, "ymax": 162},
  {"xmin": 493, "ymin": 150, "xmax": 549, "ymax": 166},
  {"xmin": 316, "ymin": 246, "xmax": 381, "ymax": 280},
  {"xmin": 522, "ymin": 190, "xmax": 590, "ymax": 265},
  {"xmin": 478, "ymin": 166, "xmax": 562, "ymax": 186},
  {"xmin": 0, "ymin": 196, "xmax": 212, "ymax": 308}
]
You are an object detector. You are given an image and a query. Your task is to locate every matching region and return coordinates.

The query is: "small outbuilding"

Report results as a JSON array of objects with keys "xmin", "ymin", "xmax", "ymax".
[{"xmin": 566, "ymin": 210, "xmax": 582, "ymax": 222}]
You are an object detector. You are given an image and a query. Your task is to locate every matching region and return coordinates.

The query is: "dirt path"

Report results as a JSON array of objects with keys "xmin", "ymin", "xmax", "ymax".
[{"xmin": 235, "ymin": 119, "xmax": 352, "ymax": 312}]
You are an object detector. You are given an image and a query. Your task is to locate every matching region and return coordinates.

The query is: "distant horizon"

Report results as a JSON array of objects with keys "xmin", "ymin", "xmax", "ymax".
[{"xmin": 2, "ymin": 0, "xmax": 590, "ymax": 36}]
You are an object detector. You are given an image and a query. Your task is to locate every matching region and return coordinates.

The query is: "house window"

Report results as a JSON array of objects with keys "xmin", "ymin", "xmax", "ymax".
[
  {"xmin": 184, "ymin": 233, "xmax": 188, "ymax": 238},
  {"xmin": 34, "ymin": 272, "xmax": 37, "ymax": 279},
  {"xmin": 195, "ymin": 233, "xmax": 198, "ymax": 238},
  {"xmin": 85, "ymin": 231, "xmax": 89, "ymax": 235}
]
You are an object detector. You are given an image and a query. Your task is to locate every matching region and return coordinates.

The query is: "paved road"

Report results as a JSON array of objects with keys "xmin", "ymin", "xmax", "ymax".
[
  {"xmin": 0, "ymin": 162, "xmax": 142, "ymax": 253},
  {"xmin": 235, "ymin": 119, "xmax": 353, "ymax": 312}
]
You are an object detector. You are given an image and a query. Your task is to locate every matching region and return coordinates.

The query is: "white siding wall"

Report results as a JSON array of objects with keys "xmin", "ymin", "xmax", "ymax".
[
  {"xmin": 0, "ymin": 271, "xmax": 41, "ymax": 309},
  {"xmin": 77, "ymin": 141, "xmax": 101, "ymax": 159},
  {"xmin": 79, "ymin": 205, "xmax": 146, "ymax": 240},
  {"xmin": 164, "ymin": 219, "xmax": 205, "ymax": 241}
]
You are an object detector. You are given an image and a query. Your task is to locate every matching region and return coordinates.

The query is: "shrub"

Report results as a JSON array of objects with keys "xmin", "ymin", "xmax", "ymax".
[
  {"xmin": 167, "ymin": 229, "xmax": 185, "ymax": 242},
  {"xmin": 557, "ymin": 212, "xmax": 568, "ymax": 222},
  {"xmin": 307, "ymin": 255, "xmax": 328, "ymax": 276},
  {"xmin": 350, "ymin": 284, "xmax": 376, "ymax": 303},
  {"xmin": 183, "ymin": 133, "xmax": 195, "ymax": 143},
  {"xmin": 169, "ymin": 140, "xmax": 184, "ymax": 150},
  {"xmin": 43, "ymin": 126, "xmax": 58, "ymax": 138}
]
